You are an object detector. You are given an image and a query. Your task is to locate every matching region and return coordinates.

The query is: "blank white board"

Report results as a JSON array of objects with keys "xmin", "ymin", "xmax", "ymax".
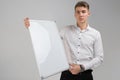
[{"xmin": 29, "ymin": 20, "xmax": 69, "ymax": 79}]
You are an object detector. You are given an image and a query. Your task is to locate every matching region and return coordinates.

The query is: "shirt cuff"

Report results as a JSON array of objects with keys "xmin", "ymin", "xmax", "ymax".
[{"xmin": 80, "ymin": 65, "xmax": 85, "ymax": 72}]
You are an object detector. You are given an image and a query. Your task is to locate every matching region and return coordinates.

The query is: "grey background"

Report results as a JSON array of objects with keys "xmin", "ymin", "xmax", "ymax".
[{"xmin": 0, "ymin": 0, "xmax": 120, "ymax": 80}]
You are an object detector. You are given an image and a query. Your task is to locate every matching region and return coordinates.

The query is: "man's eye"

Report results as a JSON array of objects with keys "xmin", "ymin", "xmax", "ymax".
[
  {"xmin": 82, "ymin": 11, "xmax": 86, "ymax": 13},
  {"xmin": 76, "ymin": 10, "xmax": 86, "ymax": 14},
  {"xmin": 76, "ymin": 11, "xmax": 80, "ymax": 14}
]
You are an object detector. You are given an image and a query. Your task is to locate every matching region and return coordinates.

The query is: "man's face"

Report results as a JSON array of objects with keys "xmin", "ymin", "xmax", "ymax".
[{"xmin": 74, "ymin": 7, "xmax": 90, "ymax": 24}]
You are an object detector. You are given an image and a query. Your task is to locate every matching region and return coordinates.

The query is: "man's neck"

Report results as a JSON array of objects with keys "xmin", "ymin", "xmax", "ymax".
[{"xmin": 77, "ymin": 22, "xmax": 88, "ymax": 30}]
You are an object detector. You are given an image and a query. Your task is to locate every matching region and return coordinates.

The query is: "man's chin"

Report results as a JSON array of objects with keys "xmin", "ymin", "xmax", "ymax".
[{"xmin": 78, "ymin": 21, "xmax": 85, "ymax": 24}]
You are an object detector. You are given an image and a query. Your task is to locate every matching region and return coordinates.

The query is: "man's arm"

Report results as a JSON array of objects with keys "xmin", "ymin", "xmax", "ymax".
[{"xmin": 83, "ymin": 32, "xmax": 104, "ymax": 70}]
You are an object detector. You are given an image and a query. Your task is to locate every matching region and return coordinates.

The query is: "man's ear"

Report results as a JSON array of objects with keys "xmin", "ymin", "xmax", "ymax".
[
  {"xmin": 74, "ymin": 12, "xmax": 77, "ymax": 18},
  {"xmin": 88, "ymin": 11, "xmax": 90, "ymax": 16}
]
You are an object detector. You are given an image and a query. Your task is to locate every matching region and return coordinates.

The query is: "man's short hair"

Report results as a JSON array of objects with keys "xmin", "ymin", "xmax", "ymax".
[{"xmin": 74, "ymin": 1, "xmax": 89, "ymax": 10}]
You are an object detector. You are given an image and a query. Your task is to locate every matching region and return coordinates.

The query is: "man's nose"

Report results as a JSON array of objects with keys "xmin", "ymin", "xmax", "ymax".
[{"xmin": 79, "ymin": 12, "xmax": 83, "ymax": 16}]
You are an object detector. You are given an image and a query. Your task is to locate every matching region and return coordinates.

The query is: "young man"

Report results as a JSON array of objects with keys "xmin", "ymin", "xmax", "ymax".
[
  {"xmin": 60, "ymin": 1, "xmax": 104, "ymax": 80},
  {"xmin": 24, "ymin": 1, "xmax": 104, "ymax": 80}
]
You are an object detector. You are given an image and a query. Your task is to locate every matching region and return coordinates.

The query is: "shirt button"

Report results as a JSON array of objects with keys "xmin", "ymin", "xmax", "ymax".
[
  {"xmin": 78, "ymin": 45, "xmax": 80, "ymax": 46},
  {"xmin": 77, "ymin": 59, "xmax": 79, "ymax": 61},
  {"xmin": 78, "ymin": 37, "xmax": 81, "ymax": 39},
  {"xmin": 78, "ymin": 52, "xmax": 80, "ymax": 54}
]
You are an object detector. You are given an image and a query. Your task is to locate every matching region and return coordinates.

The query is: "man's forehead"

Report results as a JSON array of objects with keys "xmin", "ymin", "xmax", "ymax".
[{"xmin": 75, "ymin": 7, "xmax": 88, "ymax": 11}]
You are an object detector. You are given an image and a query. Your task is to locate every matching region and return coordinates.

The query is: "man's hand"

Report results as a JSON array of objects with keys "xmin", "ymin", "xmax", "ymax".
[
  {"xmin": 69, "ymin": 64, "xmax": 81, "ymax": 75},
  {"xmin": 24, "ymin": 17, "xmax": 30, "ymax": 28}
]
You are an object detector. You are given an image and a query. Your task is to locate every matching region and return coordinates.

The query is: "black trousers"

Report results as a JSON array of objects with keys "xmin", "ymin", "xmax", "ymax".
[{"xmin": 60, "ymin": 69, "xmax": 93, "ymax": 80}]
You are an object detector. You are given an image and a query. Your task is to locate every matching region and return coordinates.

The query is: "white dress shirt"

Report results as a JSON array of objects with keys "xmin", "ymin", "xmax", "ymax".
[{"xmin": 60, "ymin": 24, "xmax": 104, "ymax": 70}]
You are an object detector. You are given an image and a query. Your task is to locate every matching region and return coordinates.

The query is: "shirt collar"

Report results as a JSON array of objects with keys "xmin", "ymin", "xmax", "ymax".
[{"xmin": 74, "ymin": 24, "xmax": 91, "ymax": 33}]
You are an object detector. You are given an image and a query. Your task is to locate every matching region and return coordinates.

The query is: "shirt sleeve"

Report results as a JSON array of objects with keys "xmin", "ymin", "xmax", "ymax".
[
  {"xmin": 59, "ymin": 27, "xmax": 73, "ymax": 64},
  {"xmin": 83, "ymin": 32, "xmax": 104, "ymax": 70}
]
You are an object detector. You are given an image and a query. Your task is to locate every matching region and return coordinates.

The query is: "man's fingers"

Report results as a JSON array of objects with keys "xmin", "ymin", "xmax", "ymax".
[{"xmin": 24, "ymin": 17, "xmax": 30, "ymax": 28}]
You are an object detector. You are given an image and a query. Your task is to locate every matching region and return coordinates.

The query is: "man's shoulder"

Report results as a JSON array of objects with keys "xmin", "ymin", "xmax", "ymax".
[
  {"xmin": 61, "ymin": 25, "xmax": 75, "ymax": 31},
  {"xmin": 89, "ymin": 26, "xmax": 100, "ymax": 34},
  {"xmin": 60, "ymin": 25, "xmax": 75, "ymax": 36}
]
